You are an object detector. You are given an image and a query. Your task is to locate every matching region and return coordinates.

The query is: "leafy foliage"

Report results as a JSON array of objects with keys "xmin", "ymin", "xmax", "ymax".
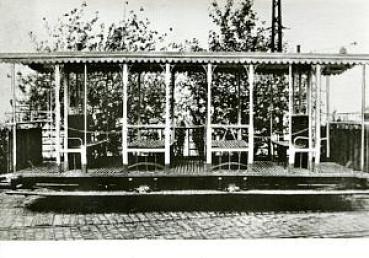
[
  {"xmin": 206, "ymin": 0, "xmax": 288, "ymax": 156},
  {"xmin": 29, "ymin": 2, "xmax": 168, "ymax": 52},
  {"xmin": 19, "ymin": 0, "xmax": 290, "ymax": 160},
  {"xmin": 25, "ymin": 2, "xmax": 176, "ymax": 155},
  {"xmin": 208, "ymin": 0, "xmax": 270, "ymax": 52}
]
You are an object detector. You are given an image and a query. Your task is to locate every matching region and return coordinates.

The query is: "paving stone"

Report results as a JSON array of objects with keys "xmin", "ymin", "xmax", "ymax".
[
  {"xmin": 53, "ymin": 214, "xmax": 63, "ymax": 226},
  {"xmin": 2, "ymin": 193, "xmax": 369, "ymax": 240}
]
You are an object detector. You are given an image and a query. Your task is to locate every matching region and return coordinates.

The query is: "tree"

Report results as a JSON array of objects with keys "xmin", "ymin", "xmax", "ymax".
[
  {"xmin": 208, "ymin": 0, "xmax": 270, "ymax": 52},
  {"xmin": 206, "ymin": 0, "xmax": 288, "ymax": 157},
  {"xmin": 18, "ymin": 0, "xmax": 290, "ymax": 162},
  {"xmin": 28, "ymin": 2, "xmax": 168, "ymax": 52},
  {"xmin": 22, "ymin": 1, "xmax": 177, "ymax": 162}
]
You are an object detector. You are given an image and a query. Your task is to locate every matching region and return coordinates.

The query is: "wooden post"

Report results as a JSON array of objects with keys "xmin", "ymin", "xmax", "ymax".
[
  {"xmin": 122, "ymin": 64, "xmax": 129, "ymax": 172},
  {"xmin": 269, "ymin": 76, "xmax": 274, "ymax": 160},
  {"xmin": 11, "ymin": 64, "xmax": 16, "ymax": 172},
  {"xmin": 206, "ymin": 63, "xmax": 213, "ymax": 171},
  {"xmin": 248, "ymin": 64, "xmax": 254, "ymax": 171},
  {"xmin": 237, "ymin": 72, "xmax": 242, "ymax": 140},
  {"xmin": 307, "ymin": 71, "xmax": 313, "ymax": 170},
  {"xmin": 326, "ymin": 75, "xmax": 330, "ymax": 158},
  {"xmin": 171, "ymin": 71, "xmax": 176, "ymax": 141},
  {"xmin": 80, "ymin": 64, "xmax": 88, "ymax": 173},
  {"xmin": 63, "ymin": 69, "xmax": 69, "ymax": 171},
  {"xmin": 361, "ymin": 64, "xmax": 366, "ymax": 172},
  {"xmin": 54, "ymin": 65, "xmax": 61, "ymax": 172},
  {"xmin": 137, "ymin": 72, "xmax": 141, "ymax": 140},
  {"xmin": 315, "ymin": 64, "xmax": 322, "ymax": 168},
  {"xmin": 292, "ymin": 68, "xmax": 295, "ymax": 113},
  {"xmin": 298, "ymin": 73, "xmax": 302, "ymax": 113},
  {"xmin": 288, "ymin": 64, "xmax": 294, "ymax": 171},
  {"xmin": 164, "ymin": 63, "xmax": 171, "ymax": 171}
]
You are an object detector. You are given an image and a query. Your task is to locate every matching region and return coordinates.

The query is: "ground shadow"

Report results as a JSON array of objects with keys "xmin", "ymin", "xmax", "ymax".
[{"xmin": 25, "ymin": 194, "xmax": 369, "ymax": 214}]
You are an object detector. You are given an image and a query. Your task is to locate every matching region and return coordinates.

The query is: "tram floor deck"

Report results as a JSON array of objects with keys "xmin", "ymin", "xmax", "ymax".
[
  {"xmin": 12, "ymin": 160, "xmax": 369, "ymax": 179},
  {"xmin": 4, "ymin": 160, "xmax": 369, "ymax": 192}
]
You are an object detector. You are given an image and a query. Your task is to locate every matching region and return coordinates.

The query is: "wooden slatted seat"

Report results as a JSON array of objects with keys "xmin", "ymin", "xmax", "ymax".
[
  {"xmin": 210, "ymin": 126, "xmax": 249, "ymax": 171},
  {"xmin": 128, "ymin": 139, "xmax": 175, "ymax": 149},
  {"xmin": 211, "ymin": 125, "xmax": 249, "ymax": 152},
  {"xmin": 129, "ymin": 139, "xmax": 165, "ymax": 149},
  {"xmin": 212, "ymin": 140, "xmax": 248, "ymax": 149}
]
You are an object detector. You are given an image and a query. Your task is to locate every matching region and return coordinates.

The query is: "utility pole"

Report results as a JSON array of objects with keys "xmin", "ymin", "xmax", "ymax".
[
  {"xmin": 271, "ymin": 0, "xmax": 283, "ymax": 52},
  {"xmin": 270, "ymin": 0, "xmax": 284, "ymax": 159}
]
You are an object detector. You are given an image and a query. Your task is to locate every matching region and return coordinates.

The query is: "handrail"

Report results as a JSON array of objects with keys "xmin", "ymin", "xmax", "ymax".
[
  {"xmin": 127, "ymin": 124, "xmax": 206, "ymax": 129},
  {"xmin": 293, "ymin": 136, "xmax": 327, "ymax": 146},
  {"xmin": 86, "ymin": 139, "xmax": 109, "ymax": 147},
  {"xmin": 293, "ymin": 136, "xmax": 309, "ymax": 146},
  {"xmin": 173, "ymin": 125, "xmax": 205, "ymax": 129},
  {"xmin": 211, "ymin": 124, "xmax": 249, "ymax": 129},
  {"xmin": 127, "ymin": 124, "xmax": 166, "ymax": 129},
  {"xmin": 68, "ymin": 137, "xmax": 83, "ymax": 147},
  {"xmin": 5, "ymin": 111, "xmax": 52, "ymax": 115},
  {"xmin": 330, "ymin": 121, "xmax": 362, "ymax": 125}
]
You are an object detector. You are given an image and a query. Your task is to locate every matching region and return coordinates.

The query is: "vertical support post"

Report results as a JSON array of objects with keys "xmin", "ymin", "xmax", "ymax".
[
  {"xmin": 171, "ymin": 71, "xmax": 176, "ymax": 141},
  {"xmin": 248, "ymin": 64, "xmax": 254, "ymax": 171},
  {"xmin": 298, "ymin": 73, "xmax": 302, "ymax": 113},
  {"xmin": 164, "ymin": 63, "xmax": 171, "ymax": 171},
  {"xmin": 206, "ymin": 63, "xmax": 213, "ymax": 171},
  {"xmin": 137, "ymin": 72, "xmax": 141, "ymax": 140},
  {"xmin": 361, "ymin": 65, "xmax": 366, "ymax": 172},
  {"xmin": 315, "ymin": 64, "xmax": 322, "ymax": 169},
  {"xmin": 237, "ymin": 72, "xmax": 242, "ymax": 140},
  {"xmin": 269, "ymin": 76, "xmax": 274, "ymax": 160},
  {"xmin": 292, "ymin": 69, "xmax": 295, "ymax": 114},
  {"xmin": 54, "ymin": 65, "xmax": 61, "ymax": 172},
  {"xmin": 80, "ymin": 64, "xmax": 88, "ymax": 173},
  {"xmin": 63, "ymin": 69, "xmax": 69, "ymax": 171},
  {"xmin": 326, "ymin": 75, "xmax": 330, "ymax": 158},
  {"xmin": 288, "ymin": 64, "xmax": 294, "ymax": 171},
  {"xmin": 122, "ymin": 64, "xmax": 129, "ymax": 172},
  {"xmin": 307, "ymin": 71, "xmax": 313, "ymax": 170},
  {"xmin": 11, "ymin": 64, "xmax": 16, "ymax": 172}
]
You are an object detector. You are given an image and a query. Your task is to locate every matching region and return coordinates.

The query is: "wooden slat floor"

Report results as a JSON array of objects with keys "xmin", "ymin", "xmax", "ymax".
[{"xmin": 14, "ymin": 160, "xmax": 368, "ymax": 178}]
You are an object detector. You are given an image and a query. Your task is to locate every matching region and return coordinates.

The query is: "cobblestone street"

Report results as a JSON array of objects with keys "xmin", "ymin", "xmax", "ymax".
[{"xmin": 1, "ymin": 192, "xmax": 369, "ymax": 240}]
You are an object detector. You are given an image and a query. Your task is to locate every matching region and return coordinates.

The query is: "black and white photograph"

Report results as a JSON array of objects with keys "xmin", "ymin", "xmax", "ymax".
[{"xmin": 0, "ymin": 0, "xmax": 369, "ymax": 255}]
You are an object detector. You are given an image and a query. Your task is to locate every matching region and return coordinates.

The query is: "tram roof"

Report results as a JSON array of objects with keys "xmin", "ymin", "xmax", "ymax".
[{"xmin": 0, "ymin": 51, "xmax": 368, "ymax": 75}]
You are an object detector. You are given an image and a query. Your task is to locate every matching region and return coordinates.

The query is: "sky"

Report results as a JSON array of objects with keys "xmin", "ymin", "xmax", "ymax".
[{"xmin": 0, "ymin": 0, "xmax": 368, "ymax": 121}]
